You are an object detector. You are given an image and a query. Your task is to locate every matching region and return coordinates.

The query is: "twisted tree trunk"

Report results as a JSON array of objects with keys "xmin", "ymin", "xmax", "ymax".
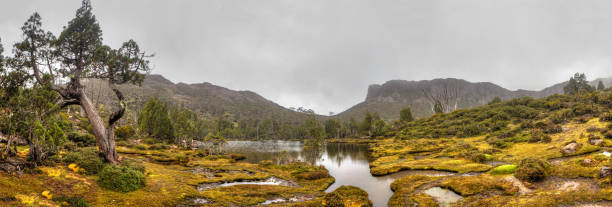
[{"xmin": 78, "ymin": 83, "xmax": 124, "ymax": 164}]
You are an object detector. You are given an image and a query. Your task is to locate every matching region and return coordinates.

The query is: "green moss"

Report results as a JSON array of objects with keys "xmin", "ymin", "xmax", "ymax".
[{"xmin": 490, "ymin": 164, "xmax": 518, "ymax": 175}]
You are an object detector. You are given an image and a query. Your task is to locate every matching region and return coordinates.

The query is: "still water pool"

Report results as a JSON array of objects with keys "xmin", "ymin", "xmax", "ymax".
[{"xmin": 219, "ymin": 140, "xmax": 443, "ymax": 207}]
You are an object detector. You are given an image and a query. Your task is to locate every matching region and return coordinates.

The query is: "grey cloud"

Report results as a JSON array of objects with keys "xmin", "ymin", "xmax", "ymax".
[{"xmin": 1, "ymin": 0, "xmax": 612, "ymax": 114}]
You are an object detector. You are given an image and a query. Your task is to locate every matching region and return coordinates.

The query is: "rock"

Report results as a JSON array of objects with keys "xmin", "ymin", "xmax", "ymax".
[
  {"xmin": 582, "ymin": 158, "xmax": 595, "ymax": 167},
  {"xmin": 599, "ymin": 166, "xmax": 612, "ymax": 178},
  {"xmin": 12, "ymin": 137, "xmax": 27, "ymax": 145},
  {"xmin": 559, "ymin": 181, "xmax": 580, "ymax": 191},
  {"xmin": 503, "ymin": 175, "xmax": 532, "ymax": 195},
  {"xmin": 561, "ymin": 142, "xmax": 578, "ymax": 154},
  {"xmin": 0, "ymin": 157, "xmax": 27, "ymax": 174},
  {"xmin": 589, "ymin": 138, "xmax": 604, "ymax": 146}
]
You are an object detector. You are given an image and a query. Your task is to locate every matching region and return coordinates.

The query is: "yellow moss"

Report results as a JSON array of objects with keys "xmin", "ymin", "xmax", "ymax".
[
  {"xmin": 388, "ymin": 175, "xmax": 441, "ymax": 207},
  {"xmin": 42, "ymin": 190, "xmax": 53, "ymax": 199},
  {"xmin": 370, "ymin": 158, "xmax": 492, "ymax": 176},
  {"xmin": 440, "ymin": 174, "xmax": 517, "ymax": 196}
]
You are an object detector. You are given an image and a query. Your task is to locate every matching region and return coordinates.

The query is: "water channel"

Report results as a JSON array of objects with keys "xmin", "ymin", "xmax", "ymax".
[{"xmin": 220, "ymin": 140, "xmax": 446, "ymax": 207}]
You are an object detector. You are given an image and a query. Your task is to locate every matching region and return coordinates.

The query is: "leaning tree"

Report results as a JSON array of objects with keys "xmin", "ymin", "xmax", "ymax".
[{"xmin": 12, "ymin": 0, "xmax": 151, "ymax": 164}]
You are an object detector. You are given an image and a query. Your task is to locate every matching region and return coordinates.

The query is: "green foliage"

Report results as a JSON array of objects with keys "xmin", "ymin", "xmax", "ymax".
[
  {"xmin": 138, "ymin": 97, "xmax": 173, "ymax": 141},
  {"xmin": 63, "ymin": 147, "xmax": 104, "ymax": 175},
  {"xmin": 514, "ymin": 158, "xmax": 551, "ymax": 182},
  {"xmin": 115, "ymin": 125, "xmax": 135, "ymax": 139},
  {"xmin": 360, "ymin": 112, "xmax": 373, "ymax": 135},
  {"xmin": 67, "ymin": 132, "xmax": 96, "ymax": 147},
  {"xmin": 324, "ymin": 119, "xmax": 341, "ymax": 138},
  {"xmin": 488, "ymin": 97, "xmax": 502, "ymax": 105},
  {"xmin": 52, "ymin": 195, "xmax": 90, "ymax": 207},
  {"xmin": 564, "ymin": 73, "xmax": 594, "ymax": 95},
  {"xmin": 400, "ymin": 107, "xmax": 414, "ymax": 122},
  {"xmin": 203, "ymin": 131, "xmax": 227, "ymax": 155},
  {"xmin": 98, "ymin": 164, "xmax": 146, "ymax": 192}
]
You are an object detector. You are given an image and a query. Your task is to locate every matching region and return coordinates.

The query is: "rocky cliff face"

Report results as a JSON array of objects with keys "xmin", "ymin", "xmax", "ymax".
[{"xmin": 336, "ymin": 77, "xmax": 612, "ymax": 120}]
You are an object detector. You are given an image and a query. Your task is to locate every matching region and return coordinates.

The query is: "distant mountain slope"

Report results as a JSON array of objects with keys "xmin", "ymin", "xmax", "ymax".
[
  {"xmin": 336, "ymin": 77, "xmax": 612, "ymax": 121},
  {"xmin": 82, "ymin": 75, "xmax": 310, "ymax": 123}
]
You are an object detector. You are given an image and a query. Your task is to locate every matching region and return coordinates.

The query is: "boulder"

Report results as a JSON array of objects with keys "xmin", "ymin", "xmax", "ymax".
[
  {"xmin": 600, "ymin": 166, "xmax": 612, "ymax": 178},
  {"xmin": 503, "ymin": 175, "xmax": 533, "ymax": 195},
  {"xmin": 561, "ymin": 142, "xmax": 578, "ymax": 154},
  {"xmin": 0, "ymin": 157, "xmax": 27, "ymax": 174}
]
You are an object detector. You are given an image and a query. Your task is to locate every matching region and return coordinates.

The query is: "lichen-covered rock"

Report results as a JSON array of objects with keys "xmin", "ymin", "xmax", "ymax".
[
  {"xmin": 599, "ymin": 166, "xmax": 612, "ymax": 178},
  {"xmin": 588, "ymin": 138, "xmax": 603, "ymax": 146},
  {"xmin": 561, "ymin": 142, "xmax": 578, "ymax": 154},
  {"xmin": 0, "ymin": 157, "xmax": 27, "ymax": 174}
]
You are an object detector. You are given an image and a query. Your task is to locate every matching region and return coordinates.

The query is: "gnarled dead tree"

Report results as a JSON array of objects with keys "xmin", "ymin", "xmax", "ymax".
[
  {"xmin": 421, "ymin": 80, "xmax": 461, "ymax": 114},
  {"xmin": 11, "ymin": 1, "xmax": 151, "ymax": 164}
]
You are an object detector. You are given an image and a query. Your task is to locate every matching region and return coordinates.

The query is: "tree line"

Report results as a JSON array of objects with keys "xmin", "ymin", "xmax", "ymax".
[{"xmin": 135, "ymin": 97, "xmax": 411, "ymax": 142}]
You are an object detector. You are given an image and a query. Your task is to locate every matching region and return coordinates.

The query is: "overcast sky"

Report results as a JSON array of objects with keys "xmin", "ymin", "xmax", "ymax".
[{"xmin": 2, "ymin": 0, "xmax": 612, "ymax": 114}]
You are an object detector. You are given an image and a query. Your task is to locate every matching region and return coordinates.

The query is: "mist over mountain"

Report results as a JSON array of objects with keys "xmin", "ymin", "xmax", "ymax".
[
  {"xmin": 335, "ymin": 77, "xmax": 612, "ymax": 120},
  {"xmin": 85, "ymin": 74, "xmax": 612, "ymax": 123}
]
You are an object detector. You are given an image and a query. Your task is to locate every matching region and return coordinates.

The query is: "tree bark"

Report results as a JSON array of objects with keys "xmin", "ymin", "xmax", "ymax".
[{"xmin": 79, "ymin": 90, "xmax": 120, "ymax": 164}]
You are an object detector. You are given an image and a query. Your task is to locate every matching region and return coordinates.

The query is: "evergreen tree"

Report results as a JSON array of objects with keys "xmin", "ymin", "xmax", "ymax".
[
  {"xmin": 170, "ymin": 103, "xmax": 197, "ymax": 147},
  {"xmin": 8, "ymin": 1, "xmax": 152, "ymax": 164},
  {"xmin": 488, "ymin": 97, "xmax": 502, "ymax": 105},
  {"xmin": 598, "ymin": 81, "xmax": 606, "ymax": 91},
  {"xmin": 138, "ymin": 98, "xmax": 173, "ymax": 141},
  {"xmin": 324, "ymin": 119, "xmax": 340, "ymax": 138},
  {"xmin": 399, "ymin": 107, "xmax": 414, "ymax": 122},
  {"xmin": 360, "ymin": 112, "xmax": 373, "ymax": 136},
  {"xmin": 563, "ymin": 73, "xmax": 594, "ymax": 95},
  {"xmin": 372, "ymin": 119, "xmax": 387, "ymax": 137}
]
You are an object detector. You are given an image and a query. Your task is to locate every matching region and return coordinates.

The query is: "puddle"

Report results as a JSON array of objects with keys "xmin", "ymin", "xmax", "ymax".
[
  {"xmin": 197, "ymin": 176, "xmax": 297, "ymax": 191},
  {"xmin": 485, "ymin": 161, "xmax": 508, "ymax": 167},
  {"xmin": 538, "ymin": 177, "xmax": 600, "ymax": 192},
  {"xmin": 260, "ymin": 195, "xmax": 314, "ymax": 205},
  {"xmin": 175, "ymin": 197, "xmax": 209, "ymax": 207},
  {"xmin": 423, "ymin": 187, "xmax": 463, "ymax": 207}
]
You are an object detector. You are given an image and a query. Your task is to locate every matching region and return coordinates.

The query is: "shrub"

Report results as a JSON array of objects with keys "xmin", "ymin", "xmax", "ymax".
[
  {"xmin": 98, "ymin": 164, "xmax": 146, "ymax": 192},
  {"xmin": 67, "ymin": 132, "xmax": 96, "ymax": 147},
  {"xmin": 543, "ymin": 124, "xmax": 563, "ymax": 134},
  {"xmin": 466, "ymin": 153, "xmax": 488, "ymax": 163},
  {"xmin": 586, "ymin": 126, "xmax": 601, "ymax": 133},
  {"xmin": 115, "ymin": 125, "xmax": 135, "ymax": 139},
  {"xmin": 63, "ymin": 148, "xmax": 104, "ymax": 175},
  {"xmin": 528, "ymin": 132, "xmax": 552, "ymax": 143},
  {"xmin": 601, "ymin": 112, "xmax": 612, "ymax": 122},
  {"xmin": 52, "ymin": 195, "xmax": 89, "ymax": 207},
  {"xmin": 514, "ymin": 158, "xmax": 550, "ymax": 182}
]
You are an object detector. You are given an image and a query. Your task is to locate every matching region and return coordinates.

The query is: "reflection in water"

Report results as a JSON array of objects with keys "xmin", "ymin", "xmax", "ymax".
[
  {"xmin": 220, "ymin": 141, "xmax": 417, "ymax": 207},
  {"xmin": 423, "ymin": 187, "xmax": 463, "ymax": 207}
]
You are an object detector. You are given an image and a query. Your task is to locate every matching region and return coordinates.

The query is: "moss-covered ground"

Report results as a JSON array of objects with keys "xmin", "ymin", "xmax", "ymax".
[
  {"xmin": 372, "ymin": 118, "xmax": 612, "ymax": 206},
  {"xmin": 0, "ymin": 143, "xmax": 372, "ymax": 207}
]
